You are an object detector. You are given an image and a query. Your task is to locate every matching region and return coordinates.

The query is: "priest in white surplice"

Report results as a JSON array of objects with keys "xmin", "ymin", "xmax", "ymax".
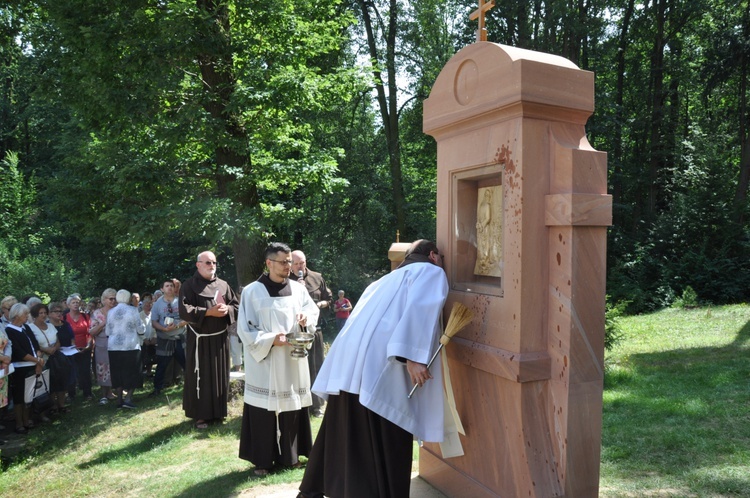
[
  {"xmin": 299, "ymin": 239, "xmax": 449, "ymax": 498},
  {"xmin": 237, "ymin": 242, "xmax": 319, "ymax": 476}
]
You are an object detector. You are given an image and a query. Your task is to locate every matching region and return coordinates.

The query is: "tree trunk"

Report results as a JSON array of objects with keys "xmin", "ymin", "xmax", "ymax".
[
  {"xmin": 613, "ymin": 0, "xmax": 635, "ymax": 230},
  {"xmin": 734, "ymin": 8, "xmax": 750, "ymax": 224},
  {"xmin": 232, "ymin": 234, "xmax": 266, "ymax": 287},
  {"xmin": 195, "ymin": 0, "xmax": 262, "ymax": 283},
  {"xmin": 357, "ymin": 0, "xmax": 406, "ymax": 235},
  {"xmin": 648, "ymin": 0, "xmax": 667, "ymax": 218}
]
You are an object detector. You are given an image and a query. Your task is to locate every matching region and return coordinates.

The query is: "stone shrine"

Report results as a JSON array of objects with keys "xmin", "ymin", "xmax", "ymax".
[{"xmin": 418, "ymin": 42, "xmax": 612, "ymax": 497}]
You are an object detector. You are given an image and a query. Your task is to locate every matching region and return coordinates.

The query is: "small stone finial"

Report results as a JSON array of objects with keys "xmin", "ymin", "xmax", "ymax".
[
  {"xmin": 396, "ymin": 230, "xmax": 400, "ymax": 243},
  {"xmin": 469, "ymin": 0, "xmax": 495, "ymax": 42}
]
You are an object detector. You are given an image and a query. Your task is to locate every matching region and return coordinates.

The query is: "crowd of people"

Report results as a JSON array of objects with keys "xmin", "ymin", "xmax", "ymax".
[
  {"xmin": 1, "ymin": 241, "xmax": 445, "ymax": 498},
  {"xmin": 0, "ymin": 282, "xmax": 211, "ymax": 436},
  {"xmin": 0, "ymin": 289, "xmax": 153, "ymax": 434}
]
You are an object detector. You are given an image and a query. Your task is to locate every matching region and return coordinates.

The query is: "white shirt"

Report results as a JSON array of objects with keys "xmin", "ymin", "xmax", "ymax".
[
  {"xmin": 140, "ymin": 310, "xmax": 155, "ymax": 341},
  {"xmin": 106, "ymin": 303, "xmax": 145, "ymax": 351},
  {"xmin": 313, "ymin": 262, "xmax": 449, "ymax": 442},
  {"xmin": 28, "ymin": 322, "xmax": 58, "ymax": 361}
]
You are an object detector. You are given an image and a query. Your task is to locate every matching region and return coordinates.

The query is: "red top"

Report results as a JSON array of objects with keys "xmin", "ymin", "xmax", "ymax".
[
  {"xmin": 66, "ymin": 312, "xmax": 91, "ymax": 349},
  {"xmin": 334, "ymin": 298, "xmax": 352, "ymax": 319}
]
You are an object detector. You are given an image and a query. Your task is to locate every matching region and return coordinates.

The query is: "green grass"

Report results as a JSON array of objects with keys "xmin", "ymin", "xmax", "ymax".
[
  {"xmin": 2, "ymin": 305, "xmax": 749, "ymax": 497},
  {"xmin": 601, "ymin": 304, "xmax": 750, "ymax": 497},
  {"xmin": 0, "ymin": 386, "xmax": 321, "ymax": 496}
]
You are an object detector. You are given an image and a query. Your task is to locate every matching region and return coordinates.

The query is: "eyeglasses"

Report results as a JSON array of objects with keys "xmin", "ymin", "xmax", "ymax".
[
  {"xmin": 49, "ymin": 310, "xmax": 63, "ymax": 314},
  {"xmin": 199, "ymin": 261, "xmax": 218, "ymax": 266},
  {"xmin": 269, "ymin": 259, "xmax": 293, "ymax": 266},
  {"xmin": 107, "ymin": 297, "xmax": 116, "ymax": 301}
]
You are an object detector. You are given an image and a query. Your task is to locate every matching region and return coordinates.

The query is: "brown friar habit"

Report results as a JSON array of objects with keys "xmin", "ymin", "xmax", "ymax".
[
  {"xmin": 300, "ymin": 268, "xmax": 332, "ymax": 414},
  {"xmin": 179, "ymin": 271, "xmax": 239, "ymax": 421}
]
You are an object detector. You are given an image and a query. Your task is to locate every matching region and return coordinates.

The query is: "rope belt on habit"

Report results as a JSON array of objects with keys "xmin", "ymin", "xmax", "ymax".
[{"xmin": 188, "ymin": 324, "xmax": 226, "ymax": 399}]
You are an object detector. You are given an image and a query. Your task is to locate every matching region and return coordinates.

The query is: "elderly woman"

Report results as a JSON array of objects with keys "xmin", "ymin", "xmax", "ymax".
[
  {"xmin": 0, "ymin": 296, "xmax": 17, "ymax": 427},
  {"xmin": 65, "ymin": 293, "xmax": 92, "ymax": 401},
  {"xmin": 28, "ymin": 303, "xmax": 71, "ymax": 413},
  {"xmin": 107, "ymin": 289, "xmax": 145, "ymax": 409},
  {"xmin": 48, "ymin": 302, "xmax": 76, "ymax": 408},
  {"xmin": 5, "ymin": 303, "xmax": 44, "ymax": 434},
  {"xmin": 1, "ymin": 296, "xmax": 18, "ymax": 328},
  {"xmin": 90, "ymin": 288, "xmax": 117, "ymax": 405},
  {"xmin": 0, "ymin": 320, "xmax": 11, "ymax": 421}
]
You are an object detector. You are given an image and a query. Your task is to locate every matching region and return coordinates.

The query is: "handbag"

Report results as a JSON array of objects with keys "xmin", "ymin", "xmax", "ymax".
[
  {"xmin": 47, "ymin": 350, "xmax": 74, "ymax": 389},
  {"xmin": 31, "ymin": 371, "xmax": 54, "ymax": 413},
  {"xmin": 24, "ymin": 369, "xmax": 51, "ymax": 404}
]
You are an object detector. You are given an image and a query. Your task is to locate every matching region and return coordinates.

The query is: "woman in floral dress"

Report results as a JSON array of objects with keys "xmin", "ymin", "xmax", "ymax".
[
  {"xmin": 90, "ymin": 289, "xmax": 117, "ymax": 405},
  {"xmin": 0, "ymin": 326, "xmax": 11, "ymax": 410}
]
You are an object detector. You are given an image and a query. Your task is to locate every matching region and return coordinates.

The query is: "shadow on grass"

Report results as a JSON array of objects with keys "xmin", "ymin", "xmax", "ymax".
[
  {"xmin": 14, "ymin": 385, "xmax": 234, "ymax": 468},
  {"xmin": 603, "ymin": 327, "xmax": 750, "ymax": 496},
  {"xmin": 172, "ymin": 468, "xmax": 258, "ymax": 498},
  {"xmin": 731, "ymin": 318, "xmax": 750, "ymax": 347},
  {"xmin": 76, "ymin": 418, "xmax": 197, "ymax": 469}
]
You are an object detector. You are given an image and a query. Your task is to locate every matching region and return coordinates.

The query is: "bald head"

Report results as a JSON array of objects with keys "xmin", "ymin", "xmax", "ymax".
[
  {"xmin": 196, "ymin": 251, "xmax": 218, "ymax": 280},
  {"xmin": 292, "ymin": 250, "xmax": 307, "ymax": 276}
]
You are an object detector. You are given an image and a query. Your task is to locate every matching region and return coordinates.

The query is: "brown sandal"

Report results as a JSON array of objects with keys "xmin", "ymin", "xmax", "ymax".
[
  {"xmin": 194, "ymin": 420, "xmax": 209, "ymax": 429},
  {"xmin": 253, "ymin": 468, "xmax": 269, "ymax": 476}
]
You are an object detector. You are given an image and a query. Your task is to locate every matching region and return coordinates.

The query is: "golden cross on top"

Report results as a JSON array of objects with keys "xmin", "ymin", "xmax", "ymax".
[{"xmin": 469, "ymin": 0, "xmax": 495, "ymax": 42}]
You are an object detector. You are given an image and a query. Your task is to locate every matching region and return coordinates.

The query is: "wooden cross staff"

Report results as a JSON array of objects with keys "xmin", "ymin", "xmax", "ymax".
[{"xmin": 469, "ymin": 0, "xmax": 495, "ymax": 42}]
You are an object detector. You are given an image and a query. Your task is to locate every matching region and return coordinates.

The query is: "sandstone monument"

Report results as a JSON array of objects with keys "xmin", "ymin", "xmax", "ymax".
[{"xmin": 410, "ymin": 38, "xmax": 612, "ymax": 497}]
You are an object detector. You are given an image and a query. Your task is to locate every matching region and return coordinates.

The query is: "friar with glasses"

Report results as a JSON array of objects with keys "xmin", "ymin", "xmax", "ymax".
[
  {"xmin": 237, "ymin": 242, "xmax": 319, "ymax": 475},
  {"xmin": 179, "ymin": 251, "xmax": 239, "ymax": 429}
]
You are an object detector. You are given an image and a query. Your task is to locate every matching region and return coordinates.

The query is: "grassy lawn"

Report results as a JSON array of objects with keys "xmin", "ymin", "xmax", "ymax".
[
  {"xmin": 1, "ymin": 305, "xmax": 748, "ymax": 496},
  {"xmin": 0, "ymin": 387, "xmax": 311, "ymax": 497},
  {"xmin": 600, "ymin": 304, "xmax": 750, "ymax": 497}
]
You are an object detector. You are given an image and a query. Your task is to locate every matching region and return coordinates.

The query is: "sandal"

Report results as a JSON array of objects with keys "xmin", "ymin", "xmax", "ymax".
[
  {"xmin": 194, "ymin": 420, "xmax": 209, "ymax": 430},
  {"xmin": 253, "ymin": 468, "xmax": 269, "ymax": 476}
]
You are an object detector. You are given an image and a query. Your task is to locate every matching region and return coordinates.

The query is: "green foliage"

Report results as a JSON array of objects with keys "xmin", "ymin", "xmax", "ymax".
[
  {"xmin": 0, "ymin": 151, "xmax": 38, "ymax": 249},
  {"xmin": 673, "ymin": 285, "xmax": 699, "ymax": 309},
  {"xmin": 604, "ymin": 296, "xmax": 627, "ymax": 352},
  {"xmin": 20, "ymin": 0, "xmax": 359, "ymax": 285},
  {"xmin": 1, "ymin": 0, "xmax": 749, "ymax": 310},
  {"xmin": 0, "ymin": 240, "xmax": 84, "ymax": 302}
]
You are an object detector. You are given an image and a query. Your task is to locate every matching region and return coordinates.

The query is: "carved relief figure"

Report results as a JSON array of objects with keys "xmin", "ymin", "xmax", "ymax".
[{"xmin": 474, "ymin": 186, "xmax": 502, "ymax": 277}]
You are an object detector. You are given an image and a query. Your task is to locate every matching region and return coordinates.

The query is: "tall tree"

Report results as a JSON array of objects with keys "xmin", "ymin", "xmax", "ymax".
[
  {"xmin": 354, "ymin": 0, "xmax": 407, "ymax": 235},
  {"xmin": 20, "ymin": 0, "xmax": 355, "ymax": 286}
]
